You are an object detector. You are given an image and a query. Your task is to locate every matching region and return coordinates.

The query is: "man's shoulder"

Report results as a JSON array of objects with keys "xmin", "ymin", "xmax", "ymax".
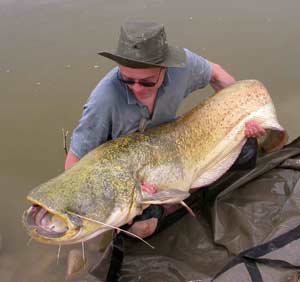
[
  {"xmin": 183, "ymin": 48, "xmax": 208, "ymax": 66},
  {"xmin": 172, "ymin": 49, "xmax": 211, "ymax": 94},
  {"xmin": 168, "ymin": 49, "xmax": 207, "ymax": 75}
]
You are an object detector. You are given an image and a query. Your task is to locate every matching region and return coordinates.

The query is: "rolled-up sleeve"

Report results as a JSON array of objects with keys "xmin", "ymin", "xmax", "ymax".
[
  {"xmin": 70, "ymin": 89, "xmax": 112, "ymax": 159},
  {"xmin": 184, "ymin": 49, "xmax": 212, "ymax": 97}
]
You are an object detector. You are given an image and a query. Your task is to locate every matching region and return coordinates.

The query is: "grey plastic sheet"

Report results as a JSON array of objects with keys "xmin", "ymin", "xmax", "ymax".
[{"xmin": 119, "ymin": 137, "xmax": 300, "ymax": 282}]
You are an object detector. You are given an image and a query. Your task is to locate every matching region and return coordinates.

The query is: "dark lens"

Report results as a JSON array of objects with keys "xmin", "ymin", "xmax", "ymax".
[
  {"xmin": 117, "ymin": 71, "xmax": 156, "ymax": 87},
  {"xmin": 138, "ymin": 81, "xmax": 156, "ymax": 87},
  {"xmin": 119, "ymin": 78, "xmax": 135, "ymax": 85},
  {"xmin": 118, "ymin": 78, "xmax": 155, "ymax": 87}
]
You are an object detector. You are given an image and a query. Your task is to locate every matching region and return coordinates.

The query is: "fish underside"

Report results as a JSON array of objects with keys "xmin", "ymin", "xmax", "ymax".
[{"xmin": 23, "ymin": 80, "xmax": 287, "ymax": 245}]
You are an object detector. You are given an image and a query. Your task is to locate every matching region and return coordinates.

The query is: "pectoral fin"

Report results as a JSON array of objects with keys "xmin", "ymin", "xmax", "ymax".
[{"xmin": 138, "ymin": 189, "xmax": 190, "ymax": 205}]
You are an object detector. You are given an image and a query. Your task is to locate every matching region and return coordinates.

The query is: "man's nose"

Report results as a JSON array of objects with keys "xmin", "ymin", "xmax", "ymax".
[{"xmin": 131, "ymin": 82, "xmax": 144, "ymax": 92}]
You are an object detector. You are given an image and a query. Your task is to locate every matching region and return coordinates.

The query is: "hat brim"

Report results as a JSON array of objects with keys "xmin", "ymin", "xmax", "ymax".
[{"xmin": 98, "ymin": 46, "xmax": 186, "ymax": 68}]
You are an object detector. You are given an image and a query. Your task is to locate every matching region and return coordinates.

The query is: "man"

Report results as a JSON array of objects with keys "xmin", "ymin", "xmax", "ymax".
[{"xmin": 65, "ymin": 21, "xmax": 265, "ymax": 238}]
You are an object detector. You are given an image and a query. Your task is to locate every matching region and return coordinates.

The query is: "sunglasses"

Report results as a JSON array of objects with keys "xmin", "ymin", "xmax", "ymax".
[{"xmin": 117, "ymin": 68, "xmax": 162, "ymax": 88}]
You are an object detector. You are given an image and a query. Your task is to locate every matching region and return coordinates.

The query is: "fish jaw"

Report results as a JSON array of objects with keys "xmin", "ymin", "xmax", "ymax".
[
  {"xmin": 23, "ymin": 197, "xmax": 107, "ymax": 245},
  {"xmin": 23, "ymin": 202, "xmax": 80, "ymax": 245},
  {"xmin": 23, "ymin": 194, "xmax": 142, "ymax": 245}
]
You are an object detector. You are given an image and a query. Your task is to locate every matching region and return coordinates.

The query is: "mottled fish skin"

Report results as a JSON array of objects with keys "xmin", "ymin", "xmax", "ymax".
[{"xmin": 23, "ymin": 80, "xmax": 287, "ymax": 245}]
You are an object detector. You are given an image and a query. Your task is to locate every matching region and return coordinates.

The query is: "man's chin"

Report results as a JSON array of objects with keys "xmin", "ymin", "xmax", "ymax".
[{"xmin": 133, "ymin": 91, "xmax": 155, "ymax": 99}]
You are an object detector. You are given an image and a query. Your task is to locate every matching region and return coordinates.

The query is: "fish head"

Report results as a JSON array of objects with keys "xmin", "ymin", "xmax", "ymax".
[{"xmin": 23, "ymin": 156, "xmax": 143, "ymax": 245}]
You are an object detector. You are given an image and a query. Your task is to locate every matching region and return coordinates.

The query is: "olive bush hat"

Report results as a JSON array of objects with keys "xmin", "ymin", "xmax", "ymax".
[{"xmin": 98, "ymin": 21, "xmax": 186, "ymax": 68}]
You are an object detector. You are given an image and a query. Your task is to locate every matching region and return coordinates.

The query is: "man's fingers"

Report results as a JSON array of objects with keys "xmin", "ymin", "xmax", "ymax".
[
  {"xmin": 141, "ymin": 182, "xmax": 157, "ymax": 194},
  {"xmin": 245, "ymin": 120, "xmax": 266, "ymax": 138},
  {"xmin": 253, "ymin": 124, "xmax": 266, "ymax": 137},
  {"xmin": 245, "ymin": 127, "xmax": 255, "ymax": 138}
]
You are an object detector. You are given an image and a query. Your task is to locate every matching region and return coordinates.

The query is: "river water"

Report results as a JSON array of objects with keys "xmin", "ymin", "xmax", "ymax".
[{"xmin": 1, "ymin": 0, "xmax": 299, "ymax": 281}]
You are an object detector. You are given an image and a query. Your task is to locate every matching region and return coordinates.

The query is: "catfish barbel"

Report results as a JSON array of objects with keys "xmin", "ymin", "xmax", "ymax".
[{"xmin": 22, "ymin": 80, "xmax": 287, "ymax": 245}]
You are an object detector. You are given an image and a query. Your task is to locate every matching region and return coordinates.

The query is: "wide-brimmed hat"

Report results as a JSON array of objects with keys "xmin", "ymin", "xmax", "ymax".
[{"xmin": 98, "ymin": 21, "xmax": 186, "ymax": 68}]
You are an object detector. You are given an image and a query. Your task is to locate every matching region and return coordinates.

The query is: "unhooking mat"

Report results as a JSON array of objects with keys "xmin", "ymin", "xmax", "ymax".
[{"xmin": 115, "ymin": 136, "xmax": 300, "ymax": 282}]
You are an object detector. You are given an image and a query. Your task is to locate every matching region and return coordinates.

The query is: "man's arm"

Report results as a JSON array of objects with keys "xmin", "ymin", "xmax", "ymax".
[
  {"xmin": 65, "ymin": 150, "xmax": 80, "ymax": 170},
  {"xmin": 209, "ymin": 62, "xmax": 236, "ymax": 92}
]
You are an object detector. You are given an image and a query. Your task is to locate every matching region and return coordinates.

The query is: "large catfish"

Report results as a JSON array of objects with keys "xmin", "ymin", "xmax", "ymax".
[{"xmin": 23, "ymin": 80, "xmax": 287, "ymax": 245}]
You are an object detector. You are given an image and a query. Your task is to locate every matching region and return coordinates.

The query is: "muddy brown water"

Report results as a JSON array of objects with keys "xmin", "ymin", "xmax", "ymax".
[{"xmin": 0, "ymin": 0, "xmax": 299, "ymax": 281}]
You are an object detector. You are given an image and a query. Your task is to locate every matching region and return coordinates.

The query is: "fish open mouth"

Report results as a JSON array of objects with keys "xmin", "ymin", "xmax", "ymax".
[{"xmin": 24, "ymin": 204, "xmax": 69, "ymax": 238}]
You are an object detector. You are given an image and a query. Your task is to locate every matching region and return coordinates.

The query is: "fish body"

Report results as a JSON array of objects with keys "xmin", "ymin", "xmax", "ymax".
[{"xmin": 23, "ymin": 80, "xmax": 287, "ymax": 245}]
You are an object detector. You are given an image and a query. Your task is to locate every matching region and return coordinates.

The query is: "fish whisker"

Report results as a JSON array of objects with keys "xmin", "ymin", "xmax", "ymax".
[
  {"xmin": 67, "ymin": 211, "xmax": 154, "ymax": 249},
  {"xmin": 180, "ymin": 201, "xmax": 196, "ymax": 217},
  {"xmin": 57, "ymin": 244, "xmax": 61, "ymax": 265},
  {"xmin": 27, "ymin": 237, "xmax": 33, "ymax": 246},
  {"xmin": 81, "ymin": 241, "xmax": 86, "ymax": 268}
]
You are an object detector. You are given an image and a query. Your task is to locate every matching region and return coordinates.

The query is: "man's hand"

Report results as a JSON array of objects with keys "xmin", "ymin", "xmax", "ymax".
[
  {"xmin": 127, "ymin": 182, "xmax": 160, "ymax": 239},
  {"xmin": 141, "ymin": 181, "xmax": 157, "ymax": 194},
  {"xmin": 65, "ymin": 150, "xmax": 80, "ymax": 170},
  {"xmin": 127, "ymin": 217, "xmax": 158, "ymax": 239},
  {"xmin": 245, "ymin": 120, "xmax": 266, "ymax": 138}
]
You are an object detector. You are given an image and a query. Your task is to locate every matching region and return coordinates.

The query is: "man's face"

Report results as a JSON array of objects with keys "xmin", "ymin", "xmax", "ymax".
[{"xmin": 118, "ymin": 65, "xmax": 165, "ymax": 99}]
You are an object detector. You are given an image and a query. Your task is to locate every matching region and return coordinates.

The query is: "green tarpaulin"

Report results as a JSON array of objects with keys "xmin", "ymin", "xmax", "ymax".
[{"xmin": 115, "ymin": 137, "xmax": 300, "ymax": 282}]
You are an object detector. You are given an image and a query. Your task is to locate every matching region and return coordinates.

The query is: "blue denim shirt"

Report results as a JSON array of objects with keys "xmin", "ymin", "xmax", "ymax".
[{"xmin": 70, "ymin": 49, "xmax": 212, "ymax": 158}]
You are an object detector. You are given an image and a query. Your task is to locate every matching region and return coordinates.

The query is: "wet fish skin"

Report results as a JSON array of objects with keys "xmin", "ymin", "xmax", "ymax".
[{"xmin": 23, "ymin": 80, "xmax": 287, "ymax": 245}]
